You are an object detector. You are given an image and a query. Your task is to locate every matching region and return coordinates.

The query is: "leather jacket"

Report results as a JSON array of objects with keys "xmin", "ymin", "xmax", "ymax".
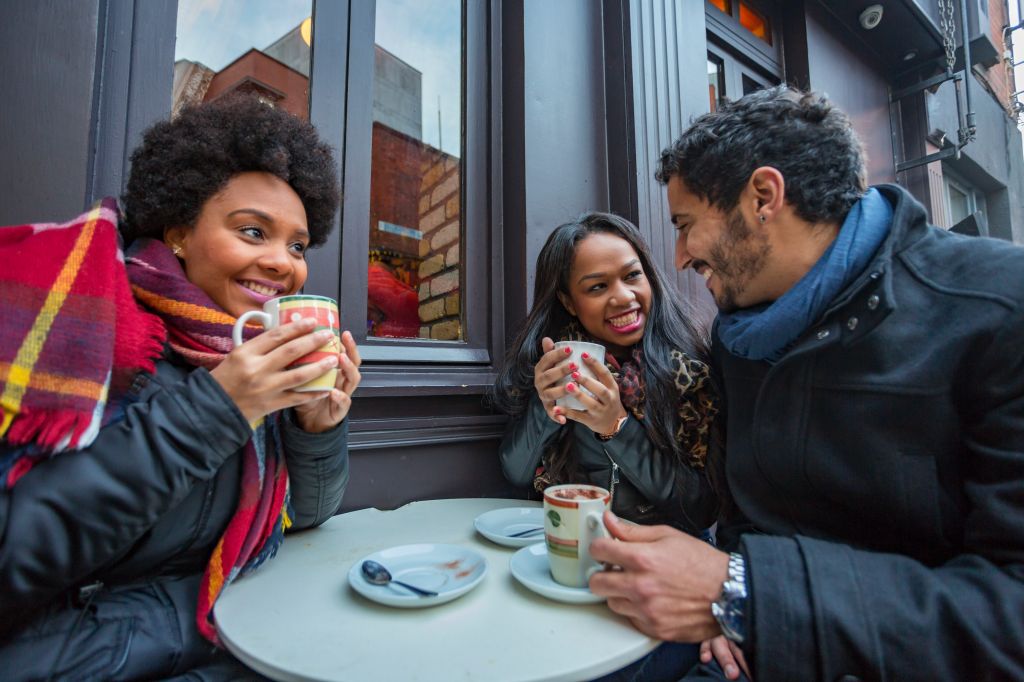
[{"xmin": 499, "ymin": 394, "xmax": 717, "ymax": 534}]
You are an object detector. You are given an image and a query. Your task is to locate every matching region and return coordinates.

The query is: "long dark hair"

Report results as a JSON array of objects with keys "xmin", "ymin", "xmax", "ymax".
[{"xmin": 493, "ymin": 212, "xmax": 713, "ymax": 471}]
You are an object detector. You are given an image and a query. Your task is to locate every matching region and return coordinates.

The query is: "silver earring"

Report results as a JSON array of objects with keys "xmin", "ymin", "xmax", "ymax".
[
  {"xmin": 758, "ymin": 214, "xmax": 766, "ymax": 224},
  {"xmin": 172, "ymin": 246, "xmax": 183, "ymax": 257}
]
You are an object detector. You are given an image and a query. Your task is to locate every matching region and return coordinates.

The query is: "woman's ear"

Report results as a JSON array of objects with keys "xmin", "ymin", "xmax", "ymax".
[
  {"xmin": 556, "ymin": 291, "xmax": 577, "ymax": 317},
  {"xmin": 163, "ymin": 226, "xmax": 188, "ymax": 258}
]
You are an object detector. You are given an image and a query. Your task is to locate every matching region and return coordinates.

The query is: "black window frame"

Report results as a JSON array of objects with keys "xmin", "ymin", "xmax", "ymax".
[
  {"xmin": 95, "ymin": 0, "xmax": 505, "ymax": 399},
  {"xmin": 704, "ymin": 0, "xmax": 781, "ymax": 75}
]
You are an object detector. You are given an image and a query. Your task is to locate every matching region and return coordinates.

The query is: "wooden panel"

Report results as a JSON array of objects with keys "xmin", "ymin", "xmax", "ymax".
[
  {"xmin": 521, "ymin": 0, "xmax": 611, "ymax": 308},
  {"xmin": 805, "ymin": 3, "xmax": 896, "ymax": 185},
  {"xmin": 340, "ymin": 437, "xmax": 525, "ymax": 511},
  {"xmin": 0, "ymin": 0, "xmax": 100, "ymax": 224},
  {"xmin": 628, "ymin": 0, "xmax": 717, "ymax": 326}
]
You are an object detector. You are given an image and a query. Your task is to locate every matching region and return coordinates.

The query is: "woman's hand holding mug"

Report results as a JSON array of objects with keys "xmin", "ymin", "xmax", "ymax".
[
  {"xmin": 533, "ymin": 337, "xmax": 575, "ymax": 425},
  {"xmin": 215, "ymin": 294, "xmax": 360, "ymax": 429},
  {"xmin": 562, "ymin": 352, "xmax": 627, "ymax": 437},
  {"xmin": 211, "ymin": 318, "xmax": 341, "ymax": 424},
  {"xmin": 292, "ymin": 330, "xmax": 361, "ymax": 433}
]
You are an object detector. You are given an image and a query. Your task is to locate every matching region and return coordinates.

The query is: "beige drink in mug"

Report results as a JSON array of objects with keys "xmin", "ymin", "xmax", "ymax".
[
  {"xmin": 232, "ymin": 295, "xmax": 341, "ymax": 391},
  {"xmin": 543, "ymin": 484, "xmax": 612, "ymax": 587}
]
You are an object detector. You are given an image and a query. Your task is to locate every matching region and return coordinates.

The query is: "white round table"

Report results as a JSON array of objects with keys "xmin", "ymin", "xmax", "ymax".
[{"xmin": 214, "ymin": 498, "xmax": 657, "ymax": 681}]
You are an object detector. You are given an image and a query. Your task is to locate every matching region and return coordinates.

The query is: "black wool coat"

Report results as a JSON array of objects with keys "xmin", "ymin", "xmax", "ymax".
[{"xmin": 715, "ymin": 184, "xmax": 1024, "ymax": 681}]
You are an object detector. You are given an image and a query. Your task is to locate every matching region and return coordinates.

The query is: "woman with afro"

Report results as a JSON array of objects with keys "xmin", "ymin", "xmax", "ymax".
[{"xmin": 0, "ymin": 95, "xmax": 359, "ymax": 680}]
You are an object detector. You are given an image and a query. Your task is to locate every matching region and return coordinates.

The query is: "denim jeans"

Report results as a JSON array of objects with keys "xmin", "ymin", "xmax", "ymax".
[{"xmin": 593, "ymin": 641, "xmax": 702, "ymax": 682}]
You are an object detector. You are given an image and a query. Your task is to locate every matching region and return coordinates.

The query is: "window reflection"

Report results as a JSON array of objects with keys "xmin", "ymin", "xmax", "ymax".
[
  {"xmin": 738, "ymin": 3, "xmax": 770, "ymax": 44},
  {"xmin": 708, "ymin": 0, "xmax": 771, "ymax": 46},
  {"xmin": 707, "ymin": 56, "xmax": 725, "ymax": 112},
  {"xmin": 368, "ymin": 0, "xmax": 463, "ymax": 340},
  {"xmin": 173, "ymin": 0, "xmax": 313, "ymax": 119}
]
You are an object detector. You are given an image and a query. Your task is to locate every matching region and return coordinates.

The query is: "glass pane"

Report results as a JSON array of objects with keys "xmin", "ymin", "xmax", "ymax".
[
  {"xmin": 368, "ymin": 0, "xmax": 463, "ymax": 340},
  {"xmin": 948, "ymin": 184, "xmax": 970, "ymax": 225},
  {"xmin": 742, "ymin": 74, "xmax": 765, "ymax": 96},
  {"xmin": 173, "ymin": 0, "xmax": 313, "ymax": 120},
  {"xmin": 707, "ymin": 57, "xmax": 725, "ymax": 112},
  {"xmin": 708, "ymin": 0, "xmax": 731, "ymax": 14},
  {"xmin": 738, "ymin": 2, "xmax": 770, "ymax": 44}
]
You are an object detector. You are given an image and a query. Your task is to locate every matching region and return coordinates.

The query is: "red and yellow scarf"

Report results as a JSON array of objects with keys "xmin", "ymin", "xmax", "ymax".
[{"xmin": 0, "ymin": 200, "xmax": 290, "ymax": 645}]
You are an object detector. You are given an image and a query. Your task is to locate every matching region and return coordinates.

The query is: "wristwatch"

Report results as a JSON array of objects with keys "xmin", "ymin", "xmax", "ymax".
[{"xmin": 711, "ymin": 552, "xmax": 748, "ymax": 644}]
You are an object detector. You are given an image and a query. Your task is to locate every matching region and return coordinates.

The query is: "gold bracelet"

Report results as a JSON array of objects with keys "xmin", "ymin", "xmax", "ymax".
[{"xmin": 597, "ymin": 415, "xmax": 628, "ymax": 441}]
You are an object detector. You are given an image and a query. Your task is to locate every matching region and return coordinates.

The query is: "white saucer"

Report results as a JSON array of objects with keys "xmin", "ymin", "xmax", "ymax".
[
  {"xmin": 348, "ymin": 543, "xmax": 487, "ymax": 608},
  {"xmin": 509, "ymin": 543, "xmax": 605, "ymax": 604},
  {"xmin": 474, "ymin": 507, "xmax": 545, "ymax": 548}
]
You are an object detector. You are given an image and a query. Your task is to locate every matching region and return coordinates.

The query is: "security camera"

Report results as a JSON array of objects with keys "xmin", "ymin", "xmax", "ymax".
[{"xmin": 859, "ymin": 4, "xmax": 884, "ymax": 30}]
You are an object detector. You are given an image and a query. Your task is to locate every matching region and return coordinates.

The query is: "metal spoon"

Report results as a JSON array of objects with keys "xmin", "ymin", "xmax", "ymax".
[
  {"xmin": 361, "ymin": 560, "xmax": 438, "ymax": 597},
  {"xmin": 506, "ymin": 526, "xmax": 544, "ymax": 538}
]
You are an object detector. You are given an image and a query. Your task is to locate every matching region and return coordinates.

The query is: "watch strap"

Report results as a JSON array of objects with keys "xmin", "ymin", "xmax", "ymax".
[{"xmin": 711, "ymin": 551, "xmax": 748, "ymax": 644}]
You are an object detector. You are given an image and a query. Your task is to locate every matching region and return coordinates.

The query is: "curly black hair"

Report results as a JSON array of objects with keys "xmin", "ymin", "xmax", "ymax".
[
  {"xmin": 121, "ymin": 95, "xmax": 339, "ymax": 247},
  {"xmin": 655, "ymin": 85, "xmax": 866, "ymax": 225}
]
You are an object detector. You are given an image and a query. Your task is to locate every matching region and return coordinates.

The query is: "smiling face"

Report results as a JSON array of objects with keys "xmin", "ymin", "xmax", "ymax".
[
  {"xmin": 164, "ymin": 171, "xmax": 310, "ymax": 318},
  {"xmin": 557, "ymin": 232, "xmax": 652, "ymax": 357},
  {"xmin": 667, "ymin": 175, "xmax": 771, "ymax": 313}
]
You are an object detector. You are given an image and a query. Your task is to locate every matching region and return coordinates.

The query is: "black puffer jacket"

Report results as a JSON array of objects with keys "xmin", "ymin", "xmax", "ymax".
[
  {"xmin": 499, "ymin": 394, "xmax": 717, "ymax": 534},
  {"xmin": 0, "ymin": 348, "xmax": 349, "ymax": 679}
]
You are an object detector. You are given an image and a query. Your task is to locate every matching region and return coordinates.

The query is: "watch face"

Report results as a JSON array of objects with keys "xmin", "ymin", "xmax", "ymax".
[{"xmin": 712, "ymin": 581, "xmax": 747, "ymax": 644}]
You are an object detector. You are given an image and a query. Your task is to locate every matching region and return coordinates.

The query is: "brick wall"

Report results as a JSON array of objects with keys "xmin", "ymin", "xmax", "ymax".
[
  {"xmin": 416, "ymin": 148, "xmax": 461, "ymax": 341},
  {"xmin": 368, "ymin": 122, "xmax": 461, "ymax": 340},
  {"xmin": 981, "ymin": 0, "xmax": 1015, "ymax": 116}
]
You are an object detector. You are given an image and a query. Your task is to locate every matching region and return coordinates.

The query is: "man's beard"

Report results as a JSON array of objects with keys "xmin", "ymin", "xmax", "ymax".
[{"xmin": 708, "ymin": 209, "xmax": 771, "ymax": 313}]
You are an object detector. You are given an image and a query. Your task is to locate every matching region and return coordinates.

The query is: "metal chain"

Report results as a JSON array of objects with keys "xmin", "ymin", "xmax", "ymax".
[{"xmin": 938, "ymin": 0, "xmax": 956, "ymax": 74}]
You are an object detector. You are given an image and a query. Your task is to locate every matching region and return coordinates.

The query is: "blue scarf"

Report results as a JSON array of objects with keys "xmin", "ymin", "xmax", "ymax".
[{"xmin": 716, "ymin": 188, "xmax": 892, "ymax": 362}]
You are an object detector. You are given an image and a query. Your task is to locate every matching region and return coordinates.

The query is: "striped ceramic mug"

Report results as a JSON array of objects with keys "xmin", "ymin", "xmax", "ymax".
[
  {"xmin": 232, "ymin": 295, "xmax": 341, "ymax": 392},
  {"xmin": 543, "ymin": 484, "xmax": 612, "ymax": 587}
]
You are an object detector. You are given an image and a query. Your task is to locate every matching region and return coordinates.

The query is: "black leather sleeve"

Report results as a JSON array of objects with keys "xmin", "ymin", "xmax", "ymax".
[
  {"xmin": 0, "ymin": 368, "xmax": 252, "ymax": 628},
  {"xmin": 497, "ymin": 395, "xmax": 561, "ymax": 487},
  {"xmin": 575, "ymin": 416, "xmax": 718, "ymax": 533},
  {"xmin": 281, "ymin": 412, "xmax": 349, "ymax": 530}
]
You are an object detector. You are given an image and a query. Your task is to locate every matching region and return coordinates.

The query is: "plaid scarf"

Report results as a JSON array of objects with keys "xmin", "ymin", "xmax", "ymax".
[
  {"xmin": 125, "ymin": 238, "xmax": 292, "ymax": 645},
  {"xmin": 0, "ymin": 198, "xmax": 165, "ymax": 484},
  {"xmin": 533, "ymin": 321, "xmax": 717, "ymax": 492}
]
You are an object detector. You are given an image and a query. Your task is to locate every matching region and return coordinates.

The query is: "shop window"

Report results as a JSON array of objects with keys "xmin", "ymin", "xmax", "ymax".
[
  {"xmin": 172, "ymin": 0, "xmax": 313, "ymax": 119},
  {"xmin": 172, "ymin": 1, "xmax": 485, "ymax": 358},
  {"xmin": 707, "ymin": 43, "xmax": 777, "ymax": 109},
  {"xmin": 738, "ymin": 3, "xmax": 769, "ymax": 44},
  {"xmin": 367, "ymin": 0, "xmax": 463, "ymax": 341},
  {"xmin": 707, "ymin": 55, "xmax": 725, "ymax": 112},
  {"xmin": 942, "ymin": 169, "xmax": 986, "ymax": 234},
  {"xmin": 707, "ymin": 0, "xmax": 771, "ymax": 45}
]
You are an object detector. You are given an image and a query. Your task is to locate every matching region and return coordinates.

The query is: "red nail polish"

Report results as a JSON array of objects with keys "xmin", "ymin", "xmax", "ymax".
[
  {"xmin": 566, "ymin": 383, "xmax": 576, "ymax": 392},
  {"xmin": 569, "ymin": 363, "xmax": 578, "ymax": 371},
  {"xmin": 572, "ymin": 371, "xmax": 580, "ymax": 380},
  {"xmin": 581, "ymin": 352, "xmax": 589, "ymax": 359}
]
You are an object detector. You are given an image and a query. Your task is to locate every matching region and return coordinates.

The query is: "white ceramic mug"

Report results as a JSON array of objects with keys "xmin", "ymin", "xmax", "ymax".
[
  {"xmin": 543, "ymin": 483, "xmax": 612, "ymax": 587},
  {"xmin": 232, "ymin": 295, "xmax": 341, "ymax": 392},
  {"xmin": 553, "ymin": 340, "xmax": 606, "ymax": 411}
]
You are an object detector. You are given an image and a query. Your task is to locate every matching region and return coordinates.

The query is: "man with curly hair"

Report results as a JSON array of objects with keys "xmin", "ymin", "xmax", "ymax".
[
  {"xmin": 589, "ymin": 85, "xmax": 1024, "ymax": 681},
  {"xmin": 0, "ymin": 95, "xmax": 360, "ymax": 680}
]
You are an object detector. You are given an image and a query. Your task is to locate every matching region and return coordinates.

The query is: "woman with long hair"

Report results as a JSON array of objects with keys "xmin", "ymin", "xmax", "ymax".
[{"xmin": 493, "ymin": 212, "xmax": 720, "ymax": 534}]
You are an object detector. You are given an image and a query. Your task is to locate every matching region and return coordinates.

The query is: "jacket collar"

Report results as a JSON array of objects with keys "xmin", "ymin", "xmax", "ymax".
[{"xmin": 822, "ymin": 183, "xmax": 929, "ymax": 318}]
